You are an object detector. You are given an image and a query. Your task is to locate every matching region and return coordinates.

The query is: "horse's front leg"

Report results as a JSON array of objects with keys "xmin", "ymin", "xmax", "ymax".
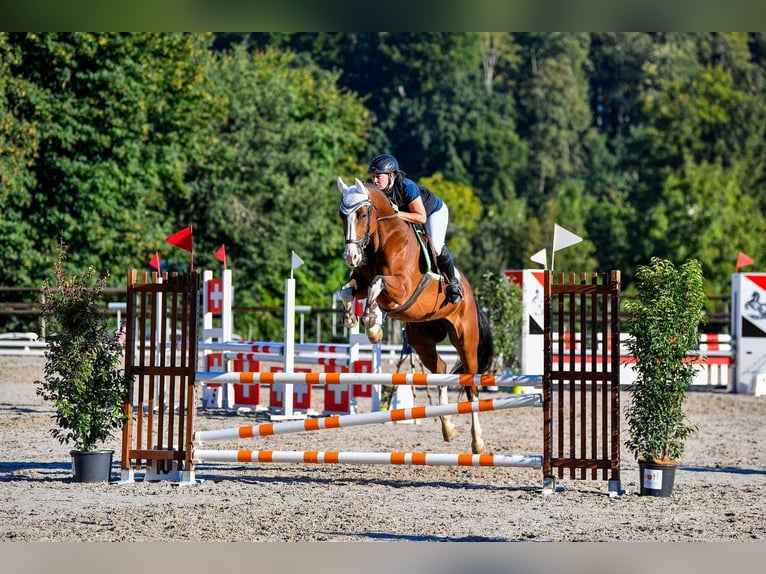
[
  {"xmin": 338, "ymin": 281, "xmax": 358, "ymax": 329},
  {"xmin": 362, "ymin": 276, "xmax": 387, "ymax": 344}
]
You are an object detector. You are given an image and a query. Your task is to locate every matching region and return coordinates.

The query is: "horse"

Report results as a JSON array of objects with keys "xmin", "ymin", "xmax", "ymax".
[{"xmin": 336, "ymin": 176, "xmax": 494, "ymax": 454}]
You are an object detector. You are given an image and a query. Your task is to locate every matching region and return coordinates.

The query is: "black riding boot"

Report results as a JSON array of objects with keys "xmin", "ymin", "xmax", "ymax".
[{"xmin": 437, "ymin": 246, "xmax": 463, "ymax": 304}]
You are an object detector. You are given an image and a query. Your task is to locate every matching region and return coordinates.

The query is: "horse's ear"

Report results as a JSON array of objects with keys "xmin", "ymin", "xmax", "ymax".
[
  {"xmin": 337, "ymin": 176, "xmax": 349, "ymax": 193},
  {"xmin": 354, "ymin": 177, "xmax": 368, "ymax": 196}
]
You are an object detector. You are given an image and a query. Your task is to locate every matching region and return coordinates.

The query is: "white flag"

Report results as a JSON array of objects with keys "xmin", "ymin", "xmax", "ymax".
[
  {"xmin": 552, "ymin": 224, "xmax": 583, "ymax": 252},
  {"xmin": 530, "ymin": 248, "xmax": 547, "ymax": 267},
  {"xmin": 291, "ymin": 251, "xmax": 304, "ymax": 271}
]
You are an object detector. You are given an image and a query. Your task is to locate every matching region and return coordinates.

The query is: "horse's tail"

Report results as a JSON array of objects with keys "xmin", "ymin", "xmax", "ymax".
[{"xmin": 476, "ymin": 299, "xmax": 494, "ymax": 374}]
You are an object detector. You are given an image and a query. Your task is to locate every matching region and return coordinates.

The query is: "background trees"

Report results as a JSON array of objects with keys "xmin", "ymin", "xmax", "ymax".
[{"xmin": 2, "ymin": 32, "xmax": 766, "ymax": 335}]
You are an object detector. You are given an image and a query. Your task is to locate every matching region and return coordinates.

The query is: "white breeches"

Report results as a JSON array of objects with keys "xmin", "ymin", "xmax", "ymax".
[{"xmin": 426, "ymin": 203, "xmax": 449, "ymax": 254}]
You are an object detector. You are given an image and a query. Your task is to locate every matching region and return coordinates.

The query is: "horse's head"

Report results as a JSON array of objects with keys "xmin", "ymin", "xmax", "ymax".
[{"xmin": 338, "ymin": 176, "xmax": 374, "ymax": 268}]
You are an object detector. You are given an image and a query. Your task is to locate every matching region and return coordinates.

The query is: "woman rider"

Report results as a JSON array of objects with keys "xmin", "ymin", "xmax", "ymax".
[{"xmin": 367, "ymin": 153, "xmax": 463, "ymax": 305}]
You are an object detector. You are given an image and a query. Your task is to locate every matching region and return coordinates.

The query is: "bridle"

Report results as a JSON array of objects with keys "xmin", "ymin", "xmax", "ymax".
[
  {"xmin": 341, "ymin": 199, "xmax": 373, "ymax": 251},
  {"xmin": 341, "ymin": 190, "xmax": 398, "ymax": 251}
]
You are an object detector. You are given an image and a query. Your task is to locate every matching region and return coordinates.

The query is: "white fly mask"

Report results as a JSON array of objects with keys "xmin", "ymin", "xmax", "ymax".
[{"xmin": 338, "ymin": 176, "xmax": 372, "ymax": 267}]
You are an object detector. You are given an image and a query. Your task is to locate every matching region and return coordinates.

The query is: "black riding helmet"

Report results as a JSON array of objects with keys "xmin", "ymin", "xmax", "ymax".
[{"xmin": 368, "ymin": 154, "xmax": 399, "ymax": 174}]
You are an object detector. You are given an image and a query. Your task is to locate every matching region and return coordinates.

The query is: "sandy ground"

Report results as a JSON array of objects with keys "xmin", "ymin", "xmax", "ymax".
[{"xmin": 1, "ymin": 354, "xmax": 765, "ymax": 544}]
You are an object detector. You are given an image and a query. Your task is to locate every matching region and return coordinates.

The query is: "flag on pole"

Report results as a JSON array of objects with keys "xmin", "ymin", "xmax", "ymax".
[
  {"xmin": 530, "ymin": 248, "xmax": 547, "ymax": 268},
  {"xmin": 149, "ymin": 251, "xmax": 161, "ymax": 273},
  {"xmin": 215, "ymin": 244, "xmax": 227, "ymax": 270},
  {"xmin": 552, "ymin": 224, "xmax": 583, "ymax": 252},
  {"xmin": 166, "ymin": 225, "xmax": 194, "ymax": 270},
  {"xmin": 735, "ymin": 251, "xmax": 754, "ymax": 272},
  {"xmin": 291, "ymin": 251, "xmax": 304, "ymax": 271},
  {"xmin": 166, "ymin": 226, "xmax": 193, "ymax": 252}
]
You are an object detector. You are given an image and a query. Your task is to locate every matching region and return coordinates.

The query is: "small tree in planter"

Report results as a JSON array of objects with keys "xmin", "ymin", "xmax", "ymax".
[
  {"xmin": 624, "ymin": 257, "xmax": 706, "ymax": 496},
  {"xmin": 35, "ymin": 242, "xmax": 128, "ymax": 482}
]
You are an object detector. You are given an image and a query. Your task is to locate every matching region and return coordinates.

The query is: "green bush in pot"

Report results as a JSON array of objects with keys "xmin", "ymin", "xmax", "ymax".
[
  {"xmin": 624, "ymin": 257, "xmax": 706, "ymax": 494},
  {"xmin": 35, "ymin": 242, "xmax": 128, "ymax": 481}
]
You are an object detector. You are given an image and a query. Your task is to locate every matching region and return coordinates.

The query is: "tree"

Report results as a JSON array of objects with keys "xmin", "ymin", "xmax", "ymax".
[
  {"xmin": 647, "ymin": 157, "xmax": 766, "ymax": 295},
  {"xmin": 0, "ymin": 33, "xmax": 38, "ymax": 287},
  {"xmin": 514, "ymin": 33, "xmax": 593, "ymax": 207},
  {"xmin": 1, "ymin": 33, "xmax": 221, "ymax": 284},
  {"xmin": 187, "ymin": 44, "xmax": 370, "ymax": 338}
]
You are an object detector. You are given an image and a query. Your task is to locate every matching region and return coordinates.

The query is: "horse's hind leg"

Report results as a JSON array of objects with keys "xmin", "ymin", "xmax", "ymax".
[
  {"xmin": 449, "ymin": 325, "xmax": 485, "ymax": 454},
  {"xmin": 465, "ymin": 385, "xmax": 484, "ymax": 455},
  {"xmin": 437, "ymin": 384, "xmax": 457, "ymax": 443},
  {"xmin": 405, "ymin": 324, "xmax": 456, "ymax": 444}
]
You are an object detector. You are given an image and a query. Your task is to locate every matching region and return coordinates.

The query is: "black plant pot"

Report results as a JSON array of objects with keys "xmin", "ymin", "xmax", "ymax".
[
  {"xmin": 70, "ymin": 449, "xmax": 114, "ymax": 483},
  {"xmin": 638, "ymin": 459, "xmax": 678, "ymax": 497}
]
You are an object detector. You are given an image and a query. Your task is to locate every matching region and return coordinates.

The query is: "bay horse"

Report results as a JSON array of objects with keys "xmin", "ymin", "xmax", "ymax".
[{"xmin": 337, "ymin": 176, "xmax": 494, "ymax": 454}]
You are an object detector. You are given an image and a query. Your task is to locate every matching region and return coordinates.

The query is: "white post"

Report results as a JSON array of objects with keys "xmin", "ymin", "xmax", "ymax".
[
  {"xmin": 371, "ymin": 341, "xmax": 382, "ymax": 411},
  {"xmin": 283, "ymin": 276, "xmax": 296, "ymax": 417},
  {"xmin": 202, "ymin": 269, "xmax": 234, "ymax": 408}
]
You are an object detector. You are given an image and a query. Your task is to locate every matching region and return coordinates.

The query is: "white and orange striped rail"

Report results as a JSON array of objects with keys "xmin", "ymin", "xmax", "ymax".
[
  {"xmin": 194, "ymin": 371, "xmax": 542, "ymax": 387},
  {"xmin": 194, "ymin": 393, "xmax": 542, "ymax": 443},
  {"xmin": 193, "ymin": 449, "xmax": 542, "ymax": 468}
]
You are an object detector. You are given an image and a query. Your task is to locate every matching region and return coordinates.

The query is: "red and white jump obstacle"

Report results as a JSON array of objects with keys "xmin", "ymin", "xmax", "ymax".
[
  {"xmin": 193, "ymin": 390, "xmax": 544, "ymax": 469},
  {"xmin": 199, "ymin": 269, "xmax": 384, "ymax": 417}
]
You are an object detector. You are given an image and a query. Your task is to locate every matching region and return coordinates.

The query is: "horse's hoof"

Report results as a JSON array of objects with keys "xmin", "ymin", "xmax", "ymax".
[
  {"xmin": 441, "ymin": 422, "xmax": 457, "ymax": 443},
  {"xmin": 367, "ymin": 325, "xmax": 383, "ymax": 344},
  {"xmin": 343, "ymin": 313, "xmax": 358, "ymax": 329},
  {"xmin": 472, "ymin": 438, "xmax": 485, "ymax": 455}
]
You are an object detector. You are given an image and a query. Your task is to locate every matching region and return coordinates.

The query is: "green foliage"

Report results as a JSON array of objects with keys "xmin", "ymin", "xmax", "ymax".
[
  {"xmin": 476, "ymin": 271, "xmax": 523, "ymax": 373},
  {"xmin": 648, "ymin": 157, "xmax": 766, "ymax": 295},
  {"xmin": 1, "ymin": 32, "xmax": 222, "ymax": 286},
  {"xmin": 418, "ymin": 172, "xmax": 482, "ymax": 260},
  {"xmin": 187, "ymin": 44, "xmax": 370, "ymax": 338},
  {"xmin": 624, "ymin": 257, "xmax": 706, "ymax": 463},
  {"xmin": 3, "ymin": 32, "xmax": 766, "ymax": 326},
  {"xmin": 35, "ymin": 242, "xmax": 127, "ymax": 452}
]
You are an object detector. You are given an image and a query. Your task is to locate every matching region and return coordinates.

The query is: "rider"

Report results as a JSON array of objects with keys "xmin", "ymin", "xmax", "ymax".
[{"xmin": 367, "ymin": 153, "xmax": 464, "ymax": 305}]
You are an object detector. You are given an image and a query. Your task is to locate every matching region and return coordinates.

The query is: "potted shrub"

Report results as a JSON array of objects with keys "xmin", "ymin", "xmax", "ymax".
[
  {"xmin": 35, "ymin": 242, "xmax": 128, "ymax": 483},
  {"xmin": 624, "ymin": 257, "xmax": 706, "ymax": 496}
]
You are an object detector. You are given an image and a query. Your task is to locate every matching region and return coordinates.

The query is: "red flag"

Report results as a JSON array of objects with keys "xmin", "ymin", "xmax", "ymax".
[
  {"xmin": 214, "ymin": 244, "xmax": 227, "ymax": 270},
  {"xmin": 166, "ymin": 226, "xmax": 193, "ymax": 253},
  {"xmin": 149, "ymin": 251, "xmax": 161, "ymax": 273},
  {"xmin": 736, "ymin": 251, "xmax": 754, "ymax": 272}
]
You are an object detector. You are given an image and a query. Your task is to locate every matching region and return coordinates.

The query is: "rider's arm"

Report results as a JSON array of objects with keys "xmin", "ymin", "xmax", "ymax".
[
  {"xmin": 397, "ymin": 196, "xmax": 427, "ymax": 224},
  {"xmin": 395, "ymin": 179, "xmax": 427, "ymax": 224}
]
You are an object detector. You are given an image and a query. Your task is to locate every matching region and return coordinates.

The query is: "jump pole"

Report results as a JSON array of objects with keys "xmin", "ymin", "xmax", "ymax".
[
  {"xmin": 194, "ymin": 449, "xmax": 542, "ymax": 468},
  {"xmin": 195, "ymin": 371, "xmax": 542, "ymax": 387},
  {"xmin": 194, "ymin": 393, "xmax": 542, "ymax": 443}
]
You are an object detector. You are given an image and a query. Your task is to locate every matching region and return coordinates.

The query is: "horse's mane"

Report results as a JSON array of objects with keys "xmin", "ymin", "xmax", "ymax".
[{"xmin": 363, "ymin": 182, "xmax": 398, "ymax": 219}]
